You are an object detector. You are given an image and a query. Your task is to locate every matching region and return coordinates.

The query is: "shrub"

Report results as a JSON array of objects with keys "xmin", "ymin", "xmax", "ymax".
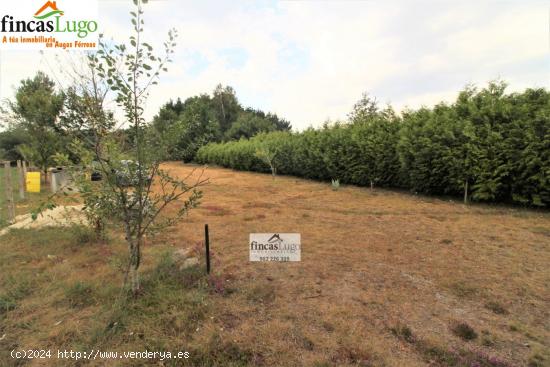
[
  {"xmin": 70, "ymin": 225, "xmax": 96, "ymax": 245},
  {"xmin": 197, "ymin": 84, "xmax": 550, "ymax": 206},
  {"xmin": 0, "ymin": 296, "xmax": 17, "ymax": 315},
  {"xmin": 451, "ymin": 321, "xmax": 478, "ymax": 341},
  {"xmin": 390, "ymin": 323, "xmax": 415, "ymax": 343},
  {"xmin": 485, "ymin": 301, "xmax": 508, "ymax": 315}
]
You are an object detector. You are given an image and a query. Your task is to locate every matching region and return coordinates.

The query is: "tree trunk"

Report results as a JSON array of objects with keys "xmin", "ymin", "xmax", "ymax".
[
  {"xmin": 22, "ymin": 161, "xmax": 27, "ymax": 190},
  {"xmin": 463, "ymin": 180, "xmax": 469, "ymax": 204},
  {"xmin": 128, "ymin": 236, "xmax": 142, "ymax": 295},
  {"xmin": 94, "ymin": 217, "xmax": 105, "ymax": 240},
  {"xmin": 370, "ymin": 180, "xmax": 374, "ymax": 190},
  {"xmin": 43, "ymin": 167, "xmax": 49, "ymax": 184},
  {"xmin": 124, "ymin": 221, "xmax": 142, "ymax": 295},
  {"xmin": 129, "ymin": 265, "xmax": 139, "ymax": 295},
  {"xmin": 219, "ymin": 95, "xmax": 226, "ymax": 128}
]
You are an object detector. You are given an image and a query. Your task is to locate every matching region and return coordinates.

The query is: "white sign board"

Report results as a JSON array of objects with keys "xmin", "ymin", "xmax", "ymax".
[{"xmin": 249, "ymin": 233, "xmax": 301, "ymax": 262}]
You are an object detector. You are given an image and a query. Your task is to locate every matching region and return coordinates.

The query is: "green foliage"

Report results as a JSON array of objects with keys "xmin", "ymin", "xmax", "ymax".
[
  {"xmin": 150, "ymin": 86, "xmax": 291, "ymax": 161},
  {"xmin": 255, "ymin": 144, "xmax": 278, "ymax": 176},
  {"xmin": 390, "ymin": 323, "xmax": 415, "ymax": 343},
  {"xmin": 212, "ymin": 84, "xmax": 241, "ymax": 133},
  {"xmin": 69, "ymin": 224, "xmax": 98, "ymax": 245},
  {"xmin": 225, "ymin": 110, "xmax": 278, "ymax": 140},
  {"xmin": 46, "ymin": 0, "xmax": 208, "ymax": 296},
  {"xmin": 171, "ymin": 95, "xmax": 222, "ymax": 162},
  {"xmin": 197, "ymin": 83, "xmax": 550, "ymax": 206},
  {"xmin": 0, "ymin": 274, "xmax": 34, "ymax": 316},
  {"xmin": 0, "ymin": 127, "xmax": 30, "ymax": 161},
  {"xmin": 186, "ymin": 333, "xmax": 261, "ymax": 367},
  {"xmin": 64, "ymin": 281, "xmax": 95, "ymax": 308},
  {"xmin": 11, "ymin": 71, "xmax": 65, "ymax": 175}
]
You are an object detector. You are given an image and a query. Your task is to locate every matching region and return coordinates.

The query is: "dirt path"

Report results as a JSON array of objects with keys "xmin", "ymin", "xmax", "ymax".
[{"xmin": 0, "ymin": 205, "xmax": 86, "ymax": 236}]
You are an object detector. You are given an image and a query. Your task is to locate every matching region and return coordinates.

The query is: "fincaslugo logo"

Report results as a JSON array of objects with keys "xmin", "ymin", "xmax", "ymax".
[
  {"xmin": 34, "ymin": 1, "xmax": 64, "ymax": 19},
  {"xmin": 0, "ymin": 0, "xmax": 98, "ymax": 50},
  {"xmin": 249, "ymin": 233, "xmax": 301, "ymax": 262}
]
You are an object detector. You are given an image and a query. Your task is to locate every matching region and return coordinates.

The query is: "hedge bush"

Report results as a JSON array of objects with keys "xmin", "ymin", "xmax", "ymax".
[{"xmin": 197, "ymin": 83, "xmax": 550, "ymax": 206}]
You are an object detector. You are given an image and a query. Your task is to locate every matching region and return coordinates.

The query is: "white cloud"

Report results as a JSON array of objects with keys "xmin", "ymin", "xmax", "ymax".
[{"xmin": 1, "ymin": 0, "xmax": 548, "ymax": 130}]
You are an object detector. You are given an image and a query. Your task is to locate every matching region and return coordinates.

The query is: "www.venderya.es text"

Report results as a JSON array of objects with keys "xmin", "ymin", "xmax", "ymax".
[{"xmin": 11, "ymin": 349, "xmax": 190, "ymax": 361}]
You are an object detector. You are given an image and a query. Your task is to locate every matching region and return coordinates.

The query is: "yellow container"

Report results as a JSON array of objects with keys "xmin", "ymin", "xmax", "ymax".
[{"xmin": 26, "ymin": 172, "xmax": 41, "ymax": 193}]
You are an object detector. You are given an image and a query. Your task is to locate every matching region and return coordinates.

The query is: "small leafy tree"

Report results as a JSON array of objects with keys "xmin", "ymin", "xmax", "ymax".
[
  {"xmin": 53, "ymin": 0, "xmax": 207, "ymax": 295},
  {"xmin": 255, "ymin": 146, "xmax": 277, "ymax": 177}
]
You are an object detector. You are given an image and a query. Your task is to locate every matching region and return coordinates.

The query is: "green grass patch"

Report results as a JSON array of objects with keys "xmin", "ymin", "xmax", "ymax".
[
  {"xmin": 0, "ymin": 274, "xmax": 35, "ymax": 316},
  {"xmin": 88, "ymin": 252, "xmax": 210, "ymax": 348},
  {"xmin": 185, "ymin": 333, "xmax": 263, "ymax": 367},
  {"xmin": 447, "ymin": 280, "xmax": 481, "ymax": 299},
  {"xmin": 484, "ymin": 301, "xmax": 508, "ymax": 315},
  {"xmin": 390, "ymin": 323, "xmax": 416, "ymax": 343},
  {"xmin": 63, "ymin": 281, "xmax": 96, "ymax": 309}
]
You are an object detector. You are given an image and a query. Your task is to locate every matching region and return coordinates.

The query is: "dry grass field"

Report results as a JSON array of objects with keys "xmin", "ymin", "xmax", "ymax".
[{"xmin": 1, "ymin": 162, "xmax": 549, "ymax": 366}]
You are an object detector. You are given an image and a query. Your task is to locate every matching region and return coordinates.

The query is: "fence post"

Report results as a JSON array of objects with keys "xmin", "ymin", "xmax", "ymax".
[
  {"xmin": 22, "ymin": 161, "xmax": 27, "ymax": 191},
  {"xmin": 17, "ymin": 160, "xmax": 25, "ymax": 199},
  {"xmin": 3, "ymin": 161, "xmax": 15, "ymax": 223},
  {"xmin": 205, "ymin": 224, "xmax": 211, "ymax": 274},
  {"xmin": 51, "ymin": 169, "xmax": 57, "ymax": 193}
]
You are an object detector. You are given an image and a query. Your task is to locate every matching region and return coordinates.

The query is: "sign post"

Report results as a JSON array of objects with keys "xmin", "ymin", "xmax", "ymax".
[{"xmin": 205, "ymin": 224, "xmax": 211, "ymax": 274}]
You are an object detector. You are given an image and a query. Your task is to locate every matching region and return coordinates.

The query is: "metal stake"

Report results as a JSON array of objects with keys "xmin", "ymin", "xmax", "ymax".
[{"xmin": 205, "ymin": 224, "xmax": 211, "ymax": 274}]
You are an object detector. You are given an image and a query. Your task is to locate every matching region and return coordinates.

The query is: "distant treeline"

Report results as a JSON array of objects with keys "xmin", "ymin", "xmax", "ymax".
[
  {"xmin": 150, "ymin": 84, "xmax": 291, "ymax": 162},
  {"xmin": 0, "ymin": 81, "xmax": 291, "ymax": 167},
  {"xmin": 197, "ymin": 82, "xmax": 550, "ymax": 206}
]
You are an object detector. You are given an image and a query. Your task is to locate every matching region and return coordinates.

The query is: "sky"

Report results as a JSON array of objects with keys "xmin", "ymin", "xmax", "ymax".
[{"xmin": 0, "ymin": 0, "xmax": 549, "ymax": 130}]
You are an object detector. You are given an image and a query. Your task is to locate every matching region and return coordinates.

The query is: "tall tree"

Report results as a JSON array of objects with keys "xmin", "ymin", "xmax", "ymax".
[
  {"xmin": 12, "ymin": 71, "xmax": 64, "ymax": 180},
  {"xmin": 224, "ymin": 111, "xmax": 277, "ymax": 140},
  {"xmin": 151, "ymin": 88, "xmax": 292, "ymax": 160},
  {"xmin": 173, "ymin": 95, "xmax": 222, "ymax": 161},
  {"xmin": 243, "ymin": 107, "xmax": 291, "ymax": 132},
  {"xmin": 467, "ymin": 81, "xmax": 511, "ymax": 202},
  {"xmin": 212, "ymin": 84, "xmax": 241, "ymax": 132},
  {"xmin": 151, "ymin": 98, "xmax": 184, "ymax": 134}
]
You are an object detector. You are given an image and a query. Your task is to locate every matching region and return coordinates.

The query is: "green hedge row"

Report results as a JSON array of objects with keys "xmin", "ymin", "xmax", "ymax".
[{"xmin": 196, "ymin": 83, "xmax": 550, "ymax": 206}]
